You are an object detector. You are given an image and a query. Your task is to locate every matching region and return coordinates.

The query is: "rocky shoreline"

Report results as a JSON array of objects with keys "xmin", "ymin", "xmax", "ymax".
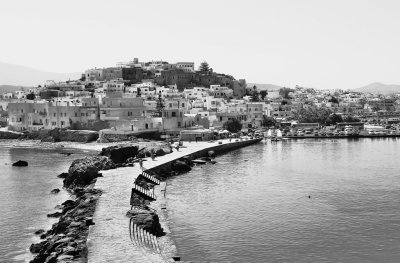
[
  {"xmin": 0, "ymin": 128, "xmax": 99, "ymax": 143},
  {"xmin": 29, "ymin": 141, "xmax": 173, "ymax": 263}
]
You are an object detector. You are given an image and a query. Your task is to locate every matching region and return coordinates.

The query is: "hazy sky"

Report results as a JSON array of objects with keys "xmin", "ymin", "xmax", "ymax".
[{"xmin": 1, "ymin": 0, "xmax": 400, "ymax": 89}]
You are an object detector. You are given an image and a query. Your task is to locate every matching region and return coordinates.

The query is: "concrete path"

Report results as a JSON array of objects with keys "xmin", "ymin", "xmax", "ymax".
[{"xmin": 87, "ymin": 138, "xmax": 258, "ymax": 262}]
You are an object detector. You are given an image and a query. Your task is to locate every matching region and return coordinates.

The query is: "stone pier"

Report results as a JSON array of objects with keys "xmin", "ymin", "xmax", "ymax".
[{"xmin": 87, "ymin": 138, "xmax": 262, "ymax": 262}]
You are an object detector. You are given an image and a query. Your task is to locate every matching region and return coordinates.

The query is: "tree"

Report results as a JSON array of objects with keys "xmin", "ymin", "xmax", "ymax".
[
  {"xmin": 155, "ymin": 91, "xmax": 165, "ymax": 117},
  {"xmin": 279, "ymin": 87, "xmax": 294, "ymax": 99},
  {"xmin": 199, "ymin": 61, "xmax": 210, "ymax": 72},
  {"xmin": 293, "ymin": 107, "xmax": 332, "ymax": 124},
  {"xmin": 328, "ymin": 96, "xmax": 339, "ymax": 104},
  {"xmin": 343, "ymin": 116, "xmax": 360, "ymax": 122},
  {"xmin": 26, "ymin": 93, "xmax": 36, "ymax": 100},
  {"xmin": 251, "ymin": 85, "xmax": 259, "ymax": 102},
  {"xmin": 325, "ymin": 113, "xmax": 343, "ymax": 126},
  {"xmin": 262, "ymin": 116, "xmax": 276, "ymax": 127},
  {"xmin": 260, "ymin": 90, "xmax": 268, "ymax": 100},
  {"xmin": 223, "ymin": 118, "xmax": 243, "ymax": 133}
]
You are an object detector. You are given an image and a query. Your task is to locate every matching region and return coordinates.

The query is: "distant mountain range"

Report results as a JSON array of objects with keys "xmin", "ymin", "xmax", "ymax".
[
  {"xmin": 355, "ymin": 82, "xmax": 400, "ymax": 94},
  {"xmin": 247, "ymin": 83, "xmax": 282, "ymax": 91},
  {"xmin": 0, "ymin": 61, "xmax": 81, "ymax": 87}
]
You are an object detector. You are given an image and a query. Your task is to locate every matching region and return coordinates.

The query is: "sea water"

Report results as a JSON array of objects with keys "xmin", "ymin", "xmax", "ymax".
[
  {"xmin": 166, "ymin": 138, "xmax": 400, "ymax": 262},
  {"xmin": 0, "ymin": 141, "xmax": 94, "ymax": 262}
]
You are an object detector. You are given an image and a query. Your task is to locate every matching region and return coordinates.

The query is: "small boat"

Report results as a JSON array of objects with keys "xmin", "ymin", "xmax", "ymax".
[
  {"xmin": 271, "ymin": 129, "xmax": 282, "ymax": 141},
  {"xmin": 266, "ymin": 129, "xmax": 273, "ymax": 138}
]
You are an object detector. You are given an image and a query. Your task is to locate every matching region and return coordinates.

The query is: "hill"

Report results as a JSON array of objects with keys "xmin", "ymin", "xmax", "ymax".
[
  {"xmin": 0, "ymin": 85, "xmax": 32, "ymax": 94},
  {"xmin": 356, "ymin": 82, "xmax": 400, "ymax": 94},
  {"xmin": 247, "ymin": 83, "xmax": 282, "ymax": 91},
  {"xmin": 0, "ymin": 62, "xmax": 81, "ymax": 87}
]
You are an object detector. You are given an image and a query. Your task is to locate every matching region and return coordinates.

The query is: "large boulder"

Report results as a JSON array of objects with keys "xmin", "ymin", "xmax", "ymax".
[
  {"xmin": 59, "ymin": 129, "xmax": 99, "ymax": 143},
  {"xmin": 173, "ymin": 159, "xmax": 192, "ymax": 173},
  {"xmin": 64, "ymin": 156, "xmax": 115, "ymax": 189},
  {"xmin": 12, "ymin": 160, "xmax": 28, "ymax": 167},
  {"xmin": 97, "ymin": 131, "xmax": 137, "ymax": 143},
  {"xmin": 126, "ymin": 210, "xmax": 164, "ymax": 237},
  {"xmin": 99, "ymin": 145, "xmax": 139, "ymax": 164},
  {"xmin": 30, "ymin": 241, "xmax": 47, "ymax": 253}
]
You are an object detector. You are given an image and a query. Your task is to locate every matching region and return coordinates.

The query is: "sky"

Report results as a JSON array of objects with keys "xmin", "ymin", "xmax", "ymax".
[{"xmin": 1, "ymin": 0, "xmax": 400, "ymax": 89}]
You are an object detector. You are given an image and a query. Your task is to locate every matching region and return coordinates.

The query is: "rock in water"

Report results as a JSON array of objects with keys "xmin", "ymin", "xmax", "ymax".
[
  {"xmin": 126, "ymin": 210, "xmax": 164, "ymax": 237},
  {"xmin": 12, "ymin": 160, "xmax": 28, "ymax": 167},
  {"xmin": 57, "ymin": 172, "xmax": 68, "ymax": 179},
  {"xmin": 29, "ymin": 241, "xmax": 47, "ymax": 253},
  {"xmin": 34, "ymin": 229, "xmax": 45, "ymax": 235},
  {"xmin": 64, "ymin": 156, "xmax": 115, "ymax": 189},
  {"xmin": 47, "ymin": 212, "xmax": 63, "ymax": 218},
  {"xmin": 50, "ymin": 188, "xmax": 60, "ymax": 194}
]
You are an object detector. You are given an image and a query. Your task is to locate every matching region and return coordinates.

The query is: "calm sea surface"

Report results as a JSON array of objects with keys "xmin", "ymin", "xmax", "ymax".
[
  {"xmin": 0, "ymin": 140, "xmax": 94, "ymax": 262},
  {"xmin": 166, "ymin": 138, "xmax": 400, "ymax": 263}
]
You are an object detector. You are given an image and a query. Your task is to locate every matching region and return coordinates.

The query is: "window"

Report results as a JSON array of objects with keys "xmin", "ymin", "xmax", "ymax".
[
  {"xmin": 54, "ymin": 113, "xmax": 56, "ymax": 117},
  {"xmin": 172, "ymin": 112, "xmax": 176, "ymax": 117}
]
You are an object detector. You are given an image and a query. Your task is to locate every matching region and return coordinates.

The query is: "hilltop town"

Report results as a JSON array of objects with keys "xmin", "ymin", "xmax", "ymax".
[{"xmin": 1, "ymin": 58, "xmax": 400, "ymax": 139}]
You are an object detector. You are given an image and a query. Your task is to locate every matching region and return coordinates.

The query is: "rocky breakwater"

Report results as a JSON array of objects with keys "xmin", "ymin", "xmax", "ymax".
[
  {"xmin": 29, "ymin": 142, "xmax": 171, "ymax": 263},
  {"xmin": 0, "ymin": 130, "xmax": 23, "ymax": 139},
  {"xmin": 18, "ymin": 128, "xmax": 99, "ymax": 143}
]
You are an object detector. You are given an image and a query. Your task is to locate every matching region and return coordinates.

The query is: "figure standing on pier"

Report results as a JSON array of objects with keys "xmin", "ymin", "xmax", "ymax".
[{"xmin": 139, "ymin": 159, "xmax": 143, "ymax": 170}]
